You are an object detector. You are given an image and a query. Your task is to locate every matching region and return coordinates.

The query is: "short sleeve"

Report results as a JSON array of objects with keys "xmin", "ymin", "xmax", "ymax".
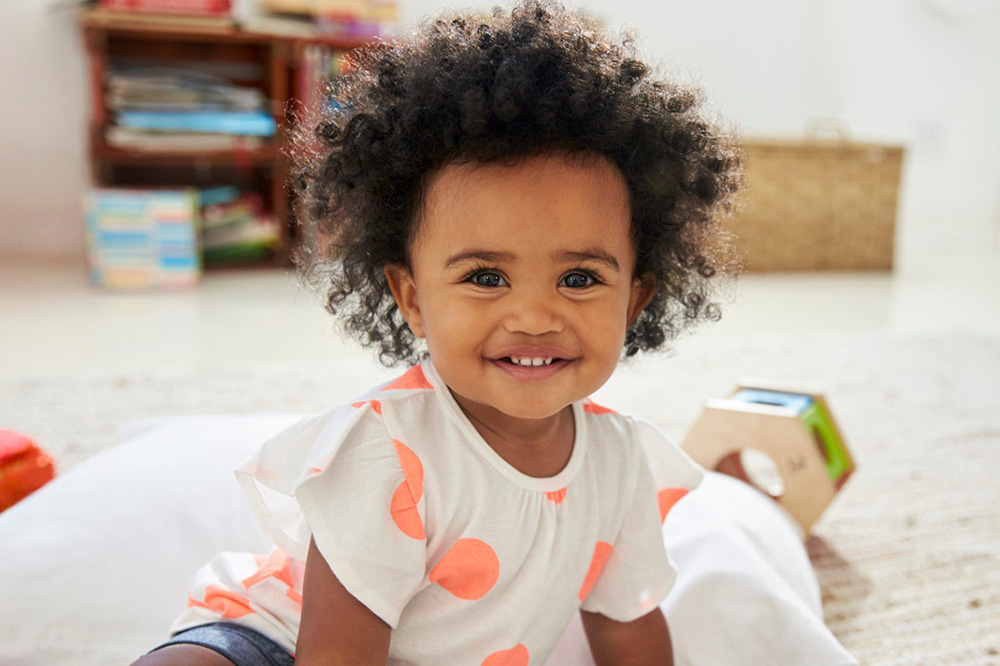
[
  {"xmin": 579, "ymin": 417, "xmax": 705, "ymax": 622},
  {"xmin": 634, "ymin": 418, "xmax": 705, "ymax": 494},
  {"xmin": 579, "ymin": 455, "xmax": 675, "ymax": 622},
  {"xmin": 235, "ymin": 403, "xmax": 427, "ymax": 627}
]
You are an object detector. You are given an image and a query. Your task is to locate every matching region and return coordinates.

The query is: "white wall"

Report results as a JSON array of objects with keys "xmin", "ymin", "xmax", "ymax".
[
  {"xmin": 3, "ymin": 0, "xmax": 999, "ymax": 268},
  {"xmin": 0, "ymin": 1, "xmax": 90, "ymax": 260},
  {"xmin": 400, "ymin": 0, "xmax": 1000, "ymax": 270}
]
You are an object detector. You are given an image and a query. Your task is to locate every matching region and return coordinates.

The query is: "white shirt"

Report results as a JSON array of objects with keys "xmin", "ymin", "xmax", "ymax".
[{"xmin": 173, "ymin": 361, "xmax": 703, "ymax": 665}]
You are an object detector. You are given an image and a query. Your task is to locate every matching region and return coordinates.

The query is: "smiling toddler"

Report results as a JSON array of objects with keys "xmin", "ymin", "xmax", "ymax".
[{"xmin": 133, "ymin": 2, "xmax": 742, "ymax": 665}]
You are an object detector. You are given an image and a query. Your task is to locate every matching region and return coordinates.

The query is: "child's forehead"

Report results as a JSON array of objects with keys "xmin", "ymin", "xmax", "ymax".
[
  {"xmin": 409, "ymin": 151, "xmax": 635, "ymax": 259},
  {"xmin": 420, "ymin": 151, "xmax": 630, "ymax": 215}
]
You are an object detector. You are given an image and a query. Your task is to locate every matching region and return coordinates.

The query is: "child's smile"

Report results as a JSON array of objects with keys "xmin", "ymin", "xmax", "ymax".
[{"xmin": 387, "ymin": 152, "xmax": 654, "ymax": 467}]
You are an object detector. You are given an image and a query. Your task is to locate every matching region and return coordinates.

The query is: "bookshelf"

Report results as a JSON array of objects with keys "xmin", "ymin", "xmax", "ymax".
[{"xmin": 80, "ymin": 9, "xmax": 370, "ymax": 271}]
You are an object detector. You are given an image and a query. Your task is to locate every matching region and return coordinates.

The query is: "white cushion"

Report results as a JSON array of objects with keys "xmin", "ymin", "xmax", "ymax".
[{"xmin": 0, "ymin": 415, "xmax": 293, "ymax": 666}]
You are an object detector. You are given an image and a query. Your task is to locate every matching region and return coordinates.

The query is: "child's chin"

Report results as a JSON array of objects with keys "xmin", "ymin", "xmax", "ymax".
[{"xmin": 497, "ymin": 400, "xmax": 575, "ymax": 423}]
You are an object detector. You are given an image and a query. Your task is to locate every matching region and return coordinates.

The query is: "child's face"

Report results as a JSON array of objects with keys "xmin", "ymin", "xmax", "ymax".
[{"xmin": 386, "ymin": 152, "xmax": 654, "ymax": 428}]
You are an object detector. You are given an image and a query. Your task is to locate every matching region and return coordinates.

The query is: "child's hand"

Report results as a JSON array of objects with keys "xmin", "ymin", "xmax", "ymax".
[
  {"xmin": 295, "ymin": 538, "xmax": 391, "ymax": 666},
  {"xmin": 581, "ymin": 607, "xmax": 674, "ymax": 666}
]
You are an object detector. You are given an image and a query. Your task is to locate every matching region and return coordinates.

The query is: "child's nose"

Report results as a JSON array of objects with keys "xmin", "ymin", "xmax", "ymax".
[{"xmin": 501, "ymin": 285, "xmax": 565, "ymax": 335}]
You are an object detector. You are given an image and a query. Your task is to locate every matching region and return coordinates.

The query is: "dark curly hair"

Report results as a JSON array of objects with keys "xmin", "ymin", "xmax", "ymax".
[{"xmin": 294, "ymin": 0, "xmax": 742, "ymax": 366}]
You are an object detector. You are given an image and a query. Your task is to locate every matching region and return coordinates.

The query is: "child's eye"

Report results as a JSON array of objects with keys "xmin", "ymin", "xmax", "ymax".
[
  {"xmin": 561, "ymin": 272, "xmax": 596, "ymax": 288},
  {"xmin": 470, "ymin": 271, "xmax": 507, "ymax": 287}
]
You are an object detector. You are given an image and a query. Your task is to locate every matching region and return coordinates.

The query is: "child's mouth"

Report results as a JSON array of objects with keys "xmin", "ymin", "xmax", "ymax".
[{"xmin": 490, "ymin": 355, "xmax": 570, "ymax": 380}]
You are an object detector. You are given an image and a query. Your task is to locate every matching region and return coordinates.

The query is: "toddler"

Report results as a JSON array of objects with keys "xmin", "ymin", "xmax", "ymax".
[{"xmin": 134, "ymin": 1, "xmax": 741, "ymax": 664}]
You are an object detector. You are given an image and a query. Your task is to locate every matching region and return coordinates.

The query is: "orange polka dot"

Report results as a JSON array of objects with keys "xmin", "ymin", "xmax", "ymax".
[
  {"xmin": 352, "ymin": 399, "xmax": 383, "ymax": 414},
  {"xmin": 242, "ymin": 549, "xmax": 296, "ymax": 590},
  {"xmin": 545, "ymin": 487, "xmax": 568, "ymax": 504},
  {"xmin": 578, "ymin": 541, "xmax": 613, "ymax": 601},
  {"xmin": 190, "ymin": 585, "xmax": 255, "ymax": 619},
  {"xmin": 393, "ymin": 440, "xmax": 423, "ymax": 497},
  {"xmin": 390, "ymin": 439, "xmax": 426, "ymax": 539},
  {"xmin": 429, "ymin": 538, "xmax": 500, "ymax": 600},
  {"xmin": 657, "ymin": 487, "xmax": 689, "ymax": 523},
  {"xmin": 583, "ymin": 398, "xmax": 616, "ymax": 415},
  {"xmin": 481, "ymin": 644, "xmax": 529, "ymax": 666},
  {"xmin": 381, "ymin": 365, "xmax": 433, "ymax": 391},
  {"xmin": 391, "ymin": 481, "xmax": 426, "ymax": 539}
]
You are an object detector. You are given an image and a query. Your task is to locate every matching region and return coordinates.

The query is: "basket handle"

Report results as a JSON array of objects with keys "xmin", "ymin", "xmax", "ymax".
[{"xmin": 805, "ymin": 118, "xmax": 850, "ymax": 143}]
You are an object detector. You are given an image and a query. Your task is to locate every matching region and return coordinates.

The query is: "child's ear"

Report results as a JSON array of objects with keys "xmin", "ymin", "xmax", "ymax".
[
  {"xmin": 385, "ymin": 264, "xmax": 426, "ymax": 338},
  {"xmin": 626, "ymin": 273, "xmax": 657, "ymax": 328}
]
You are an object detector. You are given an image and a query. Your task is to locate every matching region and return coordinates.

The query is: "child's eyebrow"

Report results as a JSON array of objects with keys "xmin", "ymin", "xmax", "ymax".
[
  {"xmin": 555, "ymin": 249, "xmax": 621, "ymax": 271},
  {"xmin": 443, "ymin": 248, "xmax": 621, "ymax": 271},
  {"xmin": 444, "ymin": 249, "xmax": 517, "ymax": 268}
]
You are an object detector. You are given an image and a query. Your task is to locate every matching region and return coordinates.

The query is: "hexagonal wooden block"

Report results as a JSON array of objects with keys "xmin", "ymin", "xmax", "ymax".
[{"xmin": 681, "ymin": 381, "xmax": 855, "ymax": 534}]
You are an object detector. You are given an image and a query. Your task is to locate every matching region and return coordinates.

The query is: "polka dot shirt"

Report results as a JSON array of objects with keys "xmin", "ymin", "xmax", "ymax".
[{"xmin": 172, "ymin": 362, "xmax": 703, "ymax": 664}]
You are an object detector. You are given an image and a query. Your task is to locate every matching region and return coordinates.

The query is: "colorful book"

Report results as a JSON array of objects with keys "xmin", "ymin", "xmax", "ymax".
[
  {"xmin": 84, "ymin": 7, "xmax": 235, "ymax": 30},
  {"xmin": 98, "ymin": 0, "xmax": 232, "ymax": 16},
  {"xmin": 106, "ymin": 67, "xmax": 266, "ymax": 113},
  {"xmin": 85, "ymin": 188, "xmax": 201, "ymax": 290},
  {"xmin": 116, "ymin": 110, "xmax": 276, "ymax": 136},
  {"xmin": 196, "ymin": 189, "xmax": 279, "ymax": 263}
]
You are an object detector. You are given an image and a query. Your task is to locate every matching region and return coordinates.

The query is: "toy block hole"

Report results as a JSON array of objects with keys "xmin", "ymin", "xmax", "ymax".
[{"xmin": 714, "ymin": 448, "xmax": 785, "ymax": 500}]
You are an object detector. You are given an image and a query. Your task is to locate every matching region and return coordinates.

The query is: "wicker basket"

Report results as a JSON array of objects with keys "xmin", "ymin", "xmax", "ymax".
[{"xmin": 725, "ymin": 137, "xmax": 904, "ymax": 272}]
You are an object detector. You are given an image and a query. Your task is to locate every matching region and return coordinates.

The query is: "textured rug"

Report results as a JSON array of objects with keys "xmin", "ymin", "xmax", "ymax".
[{"xmin": 3, "ymin": 331, "xmax": 999, "ymax": 665}]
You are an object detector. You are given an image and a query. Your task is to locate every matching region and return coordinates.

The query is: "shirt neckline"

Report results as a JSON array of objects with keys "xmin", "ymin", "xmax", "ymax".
[{"xmin": 422, "ymin": 360, "xmax": 587, "ymax": 493}]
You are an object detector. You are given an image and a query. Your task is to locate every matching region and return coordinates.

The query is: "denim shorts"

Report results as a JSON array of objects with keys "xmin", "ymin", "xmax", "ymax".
[{"xmin": 151, "ymin": 622, "xmax": 294, "ymax": 666}]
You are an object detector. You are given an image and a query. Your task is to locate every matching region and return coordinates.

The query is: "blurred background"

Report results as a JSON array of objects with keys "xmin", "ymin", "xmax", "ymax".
[{"xmin": 0, "ymin": 0, "xmax": 998, "ymax": 376}]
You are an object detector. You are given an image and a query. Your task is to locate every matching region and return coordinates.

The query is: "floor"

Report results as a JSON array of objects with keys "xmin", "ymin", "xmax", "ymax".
[{"xmin": 1, "ymin": 255, "xmax": 998, "ymax": 378}]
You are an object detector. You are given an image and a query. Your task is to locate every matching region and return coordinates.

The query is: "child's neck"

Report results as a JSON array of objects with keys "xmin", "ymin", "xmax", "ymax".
[{"xmin": 454, "ymin": 398, "xmax": 576, "ymax": 479}]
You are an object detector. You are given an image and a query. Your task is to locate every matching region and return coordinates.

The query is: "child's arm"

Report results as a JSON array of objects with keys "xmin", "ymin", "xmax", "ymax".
[
  {"xmin": 295, "ymin": 537, "xmax": 391, "ymax": 666},
  {"xmin": 581, "ymin": 607, "xmax": 674, "ymax": 666}
]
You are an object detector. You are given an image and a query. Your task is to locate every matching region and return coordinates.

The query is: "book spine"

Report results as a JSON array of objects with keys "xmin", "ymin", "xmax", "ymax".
[
  {"xmin": 116, "ymin": 111, "xmax": 276, "ymax": 136},
  {"xmin": 98, "ymin": 0, "xmax": 232, "ymax": 16}
]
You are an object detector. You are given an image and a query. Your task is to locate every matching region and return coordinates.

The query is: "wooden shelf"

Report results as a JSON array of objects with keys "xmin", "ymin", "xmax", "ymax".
[
  {"xmin": 81, "ymin": 9, "xmax": 371, "ymax": 49},
  {"xmin": 91, "ymin": 140, "xmax": 282, "ymax": 167},
  {"xmin": 81, "ymin": 8, "xmax": 371, "ymax": 269}
]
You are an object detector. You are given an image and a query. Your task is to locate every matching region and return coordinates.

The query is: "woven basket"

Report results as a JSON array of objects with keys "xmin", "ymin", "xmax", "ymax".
[{"xmin": 725, "ymin": 137, "xmax": 904, "ymax": 272}]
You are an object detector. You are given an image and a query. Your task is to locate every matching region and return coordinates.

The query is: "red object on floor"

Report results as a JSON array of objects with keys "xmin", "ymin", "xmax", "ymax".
[{"xmin": 0, "ymin": 430, "xmax": 56, "ymax": 512}]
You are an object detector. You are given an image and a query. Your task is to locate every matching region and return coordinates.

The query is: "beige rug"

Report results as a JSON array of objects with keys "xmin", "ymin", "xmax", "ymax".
[{"xmin": 3, "ymin": 331, "xmax": 998, "ymax": 665}]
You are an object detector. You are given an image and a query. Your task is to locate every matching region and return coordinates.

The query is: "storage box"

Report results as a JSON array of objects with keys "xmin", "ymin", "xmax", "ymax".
[{"xmin": 725, "ymin": 138, "xmax": 904, "ymax": 272}]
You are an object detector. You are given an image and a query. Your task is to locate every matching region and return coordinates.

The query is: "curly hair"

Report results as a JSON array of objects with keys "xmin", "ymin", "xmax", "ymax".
[{"xmin": 294, "ymin": 0, "xmax": 742, "ymax": 366}]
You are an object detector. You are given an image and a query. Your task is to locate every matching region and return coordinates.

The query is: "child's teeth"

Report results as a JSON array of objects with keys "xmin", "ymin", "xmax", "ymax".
[{"xmin": 510, "ymin": 357, "xmax": 555, "ymax": 366}]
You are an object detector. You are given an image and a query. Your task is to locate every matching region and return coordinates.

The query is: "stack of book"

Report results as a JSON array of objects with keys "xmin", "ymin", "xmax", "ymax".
[
  {"xmin": 96, "ymin": 0, "xmax": 233, "ymax": 15},
  {"xmin": 85, "ymin": 188, "xmax": 202, "ymax": 290},
  {"xmin": 105, "ymin": 66, "xmax": 275, "ymax": 152},
  {"xmin": 245, "ymin": 0, "xmax": 397, "ymax": 38},
  {"xmin": 87, "ymin": 0, "xmax": 235, "ymax": 29},
  {"xmin": 199, "ymin": 187, "xmax": 280, "ymax": 263}
]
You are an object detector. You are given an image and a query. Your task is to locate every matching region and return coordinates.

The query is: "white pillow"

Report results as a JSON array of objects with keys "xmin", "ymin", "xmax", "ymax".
[
  {"xmin": 0, "ymin": 415, "xmax": 294, "ymax": 666},
  {"xmin": 0, "ymin": 415, "xmax": 856, "ymax": 666}
]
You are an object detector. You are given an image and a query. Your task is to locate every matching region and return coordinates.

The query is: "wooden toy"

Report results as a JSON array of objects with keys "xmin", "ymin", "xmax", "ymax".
[{"xmin": 681, "ymin": 381, "xmax": 855, "ymax": 534}]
